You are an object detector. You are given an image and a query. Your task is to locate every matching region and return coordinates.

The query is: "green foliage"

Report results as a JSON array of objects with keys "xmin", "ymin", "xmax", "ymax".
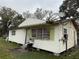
[
  {"xmin": 34, "ymin": 8, "xmax": 53, "ymax": 20},
  {"xmin": 0, "ymin": 6, "xmax": 24, "ymax": 37},
  {"xmin": 59, "ymin": 0, "xmax": 79, "ymax": 19},
  {"xmin": 9, "ymin": 14, "xmax": 24, "ymax": 28}
]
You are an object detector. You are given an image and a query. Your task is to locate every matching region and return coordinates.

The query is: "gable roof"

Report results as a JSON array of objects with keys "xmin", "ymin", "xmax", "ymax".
[{"xmin": 19, "ymin": 18, "xmax": 46, "ymax": 27}]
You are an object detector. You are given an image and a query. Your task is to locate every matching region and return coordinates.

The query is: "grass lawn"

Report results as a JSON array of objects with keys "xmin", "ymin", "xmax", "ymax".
[{"xmin": 0, "ymin": 38, "xmax": 79, "ymax": 59}]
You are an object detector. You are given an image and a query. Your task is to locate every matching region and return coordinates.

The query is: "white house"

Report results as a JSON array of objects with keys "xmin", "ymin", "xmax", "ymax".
[{"xmin": 8, "ymin": 18, "xmax": 77, "ymax": 54}]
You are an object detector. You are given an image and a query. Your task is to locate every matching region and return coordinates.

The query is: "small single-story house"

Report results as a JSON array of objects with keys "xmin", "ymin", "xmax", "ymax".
[{"xmin": 8, "ymin": 18, "xmax": 77, "ymax": 54}]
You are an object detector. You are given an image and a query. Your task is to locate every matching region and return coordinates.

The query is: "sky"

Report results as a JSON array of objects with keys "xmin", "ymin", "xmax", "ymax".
[{"xmin": 0, "ymin": 0, "xmax": 63, "ymax": 14}]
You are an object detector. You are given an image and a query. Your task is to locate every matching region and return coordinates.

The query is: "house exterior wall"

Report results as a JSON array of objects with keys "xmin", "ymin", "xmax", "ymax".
[
  {"xmin": 58, "ymin": 21, "xmax": 77, "ymax": 53},
  {"xmin": 26, "ymin": 29, "xmax": 32, "ymax": 43},
  {"xmin": 8, "ymin": 21, "xmax": 77, "ymax": 54},
  {"xmin": 26, "ymin": 25, "xmax": 55, "ymax": 40},
  {"xmin": 23, "ymin": 25, "xmax": 59, "ymax": 53},
  {"xmin": 33, "ymin": 21, "xmax": 77, "ymax": 53},
  {"xmin": 9, "ymin": 29, "xmax": 26, "ymax": 44},
  {"xmin": 33, "ymin": 25, "xmax": 61, "ymax": 53}
]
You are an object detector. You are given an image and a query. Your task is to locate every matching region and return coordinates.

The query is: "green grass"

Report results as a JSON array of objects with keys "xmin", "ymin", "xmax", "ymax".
[{"xmin": 0, "ymin": 38, "xmax": 79, "ymax": 59}]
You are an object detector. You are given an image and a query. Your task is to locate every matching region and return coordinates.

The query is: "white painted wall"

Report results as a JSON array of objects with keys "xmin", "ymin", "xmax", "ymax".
[
  {"xmin": 9, "ymin": 29, "xmax": 26, "ymax": 44},
  {"xmin": 59, "ymin": 21, "xmax": 77, "ymax": 53},
  {"xmin": 8, "ymin": 21, "xmax": 77, "ymax": 54},
  {"xmin": 33, "ymin": 25, "xmax": 61, "ymax": 53},
  {"xmin": 33, "ymin": 40, "xmax": 60, "ymax": 53},
  {"xmin": 26, "ymin": 29, "xmax": 32, "ymax": 43},
  {"xmin": 33, "ymin": 21, "xmax": 77, "ymax": 53}
]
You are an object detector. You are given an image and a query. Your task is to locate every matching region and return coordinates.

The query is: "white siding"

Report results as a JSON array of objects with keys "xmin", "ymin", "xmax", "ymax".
[
  {"xmin": 33, "ymin": 40, "xmax": 60, "ymax": 53},
  {"xmin": 33, "ymin": 25, "xmax": 61, "ymax": 53},
  {"xmin": 9, "ymin": 29, "xmax": 26, "ymax": 44},
  {"xmin": 33, "ymin": 21, "xmax": 77, "ymax": 53},
  {"xmin": 8, "ymin": 21, "xmax": 77, "ymax": 53},
  {"xmin": 26, "ymin": 29, "xmax": 32, "ymax": 43},
  {"xmin": 59, "ymin": 21, "xmax": 77, "ymax": 53}
]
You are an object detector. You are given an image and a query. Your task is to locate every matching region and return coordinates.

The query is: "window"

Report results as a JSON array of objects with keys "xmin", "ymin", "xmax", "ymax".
[
  {"xmin": 12, "ymin": 30, "xmax": 16, "ymax": 35},
  {"xmin": 37, "ymin": 28, "xmax": 42, "ymax": 39},
  {"xmin": 32, "ymin": 29, "xmax": 36, "ymax": 37},
  {"xmin": 42, "ymin": 28, "xmax": 49, "ymax": 39},
  {"xmin": 32, "ymin": 28, "xmax": 49, "ymax": 39},
  {"xmin": 64, "ymin": 28, "xmax": 67, "ymax": 34},
  {"xmin": 63, "ymin": 28, "xmax": 68, "ymax": 39}
]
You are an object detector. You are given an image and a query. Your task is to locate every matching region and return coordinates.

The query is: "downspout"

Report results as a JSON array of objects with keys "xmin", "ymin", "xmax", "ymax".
[
  {"xmin": 74, "ymin": 31, "xmax": 76, "ymax": 47},
  {"xmin": 66, "ymin": 38, "xmax": 68, "ymax": 51}
]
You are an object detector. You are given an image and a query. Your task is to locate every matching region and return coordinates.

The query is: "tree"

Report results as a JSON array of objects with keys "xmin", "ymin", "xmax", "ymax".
[
  {"xmin": 23, "ymin": 11, "xmax": 31, "ymax": 19},
  {"xmin": 34, "ymin": 8, "xmax": 62, "ymax": 23},
  {"xmin": 0, "ymin": 7, "xmax": 17, "ymax": 36},
  {"xmin": 34, "ymin": 8, "xmax": 50, "ymax": 19},
  {"xmin": 9, "ymin": 14, "xmax": 24, "ymax": 28},
  {"xmin": 59, "ymin": 0, "xmax": 79, "ymax": 19},
  {"xmin": 0, "ymin": 6, "xmax": 24, "ymax": 37}
]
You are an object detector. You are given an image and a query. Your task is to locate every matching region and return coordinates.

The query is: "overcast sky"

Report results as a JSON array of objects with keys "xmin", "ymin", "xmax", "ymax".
[{"xmin": 0, "ymin": 0, "xmax": 63, "ymax": 14}]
